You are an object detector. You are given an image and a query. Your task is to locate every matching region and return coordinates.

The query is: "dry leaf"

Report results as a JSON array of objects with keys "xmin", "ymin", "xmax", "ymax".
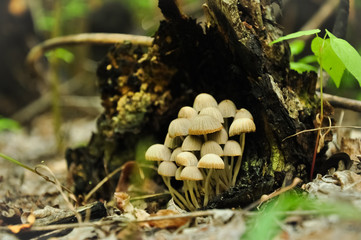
[
  {"xmin": 148, "ymin": 209, "xmax": 189, "ymax": 229},
  {"xmin": 7, "ymin": 213, "xmax": 35, "ymax": 234},
  {"xmin": 114, "ymin": 192, "xmax": 134, "ymax": 213}
]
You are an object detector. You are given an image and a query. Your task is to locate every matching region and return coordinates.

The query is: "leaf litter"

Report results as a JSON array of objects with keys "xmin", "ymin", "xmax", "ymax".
[{"xmin": 1, "ymin": 113, "xmax": 361, "ymax": 239}]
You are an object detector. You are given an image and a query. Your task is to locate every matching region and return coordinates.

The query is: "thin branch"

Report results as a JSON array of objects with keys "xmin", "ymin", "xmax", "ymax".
[
  {"xmin": 319, "ymin": 92, "xmax": 361, "ymax": 113},
  {"xmin": 27, "ymin": 33, "xmax": 153, "ymax": 72}
]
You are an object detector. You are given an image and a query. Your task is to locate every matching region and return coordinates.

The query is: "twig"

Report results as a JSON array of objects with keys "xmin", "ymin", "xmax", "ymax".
[
  {"xmin": 243, "ymin": 177, "xmax": 302, "ymax": 211},
  {"xmin": 83, "ymin": 165, "xmax": 124, "ymax": 203},
  {"xmin": 319, "ymin": 92, "xmax": 361, "ymax": 113},
  {"xmin": 282, "ymin": 125, "xmax": 361, "ymax": 141},
  {"xmin": 26, "ymin": 33, "xmax": 153, "ymax": 75},
  {"xmin": 27, "ymin": 33, "xmax": 152, "ymax": 64}
]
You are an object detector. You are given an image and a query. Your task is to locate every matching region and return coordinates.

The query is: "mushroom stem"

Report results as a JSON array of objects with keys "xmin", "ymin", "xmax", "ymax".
[
  {"xmin": 187, "ymin": 181, "xmax": 200, "ymax": 209},
  {"xmin": 203, "ymin": 168, "xmax": 214, "ymax": 207},
  {"xmin": 229, "ymin": 156, "xmax": 235, "ymax": 184},
  {"xmin": 203, "ymin": 134, "xmax": 208, "ymax": 142},
  {"xmin": 183, "ymin": 184, "xmax": 195, "ymax": 211},
  {"xmin": 231, "ymin": 155, "xmax": 243, "ymax": 186},
  {"xmin": 231, "ymin": 133, "xmax": 245, "ymax": 186},
  {"xmin": 162, "ymin": 176, "xmax": 192, "ymax": 210},
  {"xmin": 214, "ymin": 170, "xmax": 228, "ymax": 194}
]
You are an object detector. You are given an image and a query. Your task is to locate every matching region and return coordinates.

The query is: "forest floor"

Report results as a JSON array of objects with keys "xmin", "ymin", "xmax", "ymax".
[{"xmin": 1, "ymin": 109, "xmax": 361, "ymax": 239}]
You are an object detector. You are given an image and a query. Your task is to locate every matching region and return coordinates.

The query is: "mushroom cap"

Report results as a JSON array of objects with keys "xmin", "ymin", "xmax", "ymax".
[
  {"xmin": 180, "ymin": 166, "xmax": 204, "ymax": 180},
  {"xmin": 158, "ymin": 161, "xmax": 177, "ymax": 177},
  {"xmin": 208, "ymin": 127, "xmax": 228, "ymax": 145},
  {"xmin": 234, "ymin": 108, "xmax": 254, "ymax": 120},
  {"xmin": 175, "ymin": 167, "xmax": 183, "ymax": 180},
  {"xmin": 218, "ymin": 100, "xmax": 237, "ymax": 118},
  {"xmin": 188, "ymin": 115, "xmax": 222, "ymax": 135},
  {"xmin": 199, "ymin": 107, "xmax": 224, "ymax": 123},
  {"xmin": 170, "ymin": 147, "xmax": 183, "ymax": 161},
  {"xmin": 201, "ymin": 140, "xmax": 224, "ymax": 157},
  {"xmin": 182, "ymin": 135, "xmax": 202, "ymax": 151},
  {"xmin": 178, "ymin": 106, "xmax": 197, "ymax": 119},
  {"xmin": 164, "ymin": 133, "xmax": 181, "ymax": 149},
  {"xmin": 176, "ymin": 152, "xmax": 198, "ymax": 166},
  {"xmin": 223, "ymin": 140, "xmax": 242, "ymax": 156},
  {"xmin": 193, "ymin": 93, "xmax": 218, "ymax": 112},
  {"xmin": 197, "ymin": 153, "xmax": 225, "ymax": 169},
  {"xmin": 168, "ymin": 118, "xmax": 191, "ymax": 138},
  {"xmin": 145, "ymin": 144, "xmax": 171, "ymax": 161},
  {"xmin": 229, "ymin": 118, "xmax": 256, "ymax": 136}
]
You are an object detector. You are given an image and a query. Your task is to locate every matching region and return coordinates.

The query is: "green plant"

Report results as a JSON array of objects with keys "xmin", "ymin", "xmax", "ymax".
[
  {"xmin": 243, "ymin": 191, "xmax": 361, "ymax": 240},
  {"xmin": 0, "ymin": 116, "xmax": 21, "ymax": 132},
  {"xmin": 271, "ymin": 29, "xmax": 361, "ymax": 179}
]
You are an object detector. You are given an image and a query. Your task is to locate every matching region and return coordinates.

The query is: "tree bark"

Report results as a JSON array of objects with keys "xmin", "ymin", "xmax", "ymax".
[{"xmin": 66, "ymin": 0, "xmax": 329, "ymax": 207}]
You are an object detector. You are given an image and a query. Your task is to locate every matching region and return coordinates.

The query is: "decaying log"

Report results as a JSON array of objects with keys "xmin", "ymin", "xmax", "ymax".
[{"xmin": 66, "ymin": 0, "xmax": 331, "ymax": 208}]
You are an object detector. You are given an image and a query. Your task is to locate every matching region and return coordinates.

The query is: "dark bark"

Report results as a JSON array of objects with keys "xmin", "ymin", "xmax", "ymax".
[{"xmin": 66, "ymin": 0, "xmax": 327, "ymax": 207}]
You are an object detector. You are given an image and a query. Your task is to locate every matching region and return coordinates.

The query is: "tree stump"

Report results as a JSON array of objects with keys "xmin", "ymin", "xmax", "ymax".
[{"xmin": 66, "ymin": 0, "xmax": 329, "ymax": 208}]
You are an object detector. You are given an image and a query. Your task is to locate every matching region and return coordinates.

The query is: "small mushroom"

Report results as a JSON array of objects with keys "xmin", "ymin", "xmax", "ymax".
[
  {"xmin": 176, "ymin": 151, "xmax": 198, "ymax": 166},
  {"xmin": 234, "ymin": 108, "xmax": 254, "ymax": 120},
  {"xmin": 164, "ymin": 133, "xmax": 182, "ymax": 149},
  {"xmin": 178, "ymin": 106, "xmax": 197, "ymax": 119},
  {"xmin": 193, "ymin": 93, "xmax": 218, "ymax": 112},
  {"xmin": 170, "ymin": 147, "xmax": 183, "ymax": 162},
  {"xmin": 197, "ymin": 153, "xmax": 225, "ymax": 206},
  {"xmin": 200, "ymin": 140, "xmax": 224, "ymax": 157},
  {"xmin": 223, "ymin": 140, "xmax": 242, "ymax": 186},
  {"xmin": 208, "ymin": 127, "xmax": 228, "ymax": 145},
  {"xmin": 218, "ymin": 100, "xmax": 237, "ymax": 118},
  {"xmin": 145, "ymin": 144, "xmax": 171, "ymax": 162},
  {"xmin": 189, "ymin": 115, "xmax": 222, "ymax": 141},
  {"xmin": 199, "ymin": 107, "xmax": 224, "ymax": 123},
  {"xmin": 218, "ymin": 99, "xmax": 237, "ymax": 131},
  {"xmin": 158, "ymin": 161, "xmax": 190, "ymax": 210},
  {"xmin": 168, "ymin": 118, "xmax": 191, "ymax": 138},
  {"xmin": 180, "ymin": 166, "xmax": 204, "ymax": 209},
  {"xmin": 182, "ymin": 135, "xmax": 202, "ymax": 152}
]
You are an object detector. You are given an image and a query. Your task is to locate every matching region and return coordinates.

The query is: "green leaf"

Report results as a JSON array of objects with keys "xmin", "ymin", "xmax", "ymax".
[
  {"xmin": 289, "ymin": 40, "xmax": 305, "ymax": 56},
  {"xmin": 326, "ymin": 30, "xmax": 361, "ymax": 87},
  {"xmin": 270, "ymin": 29, "xmax": 321, "ymax": 45},
  {"xmin": 290, "ymin": 62, "xmax": 318, "ymax": 73},
  {"xmin": 298, "ymin": 55, "xmax": 318, "ymax": 64},
  {"xmin": 0, "ymin": 117, "xmax": 21, "ymax": 132},
  {"xmin": 311, "ymin": 37, "xmax": 345, "ymax": 87}
]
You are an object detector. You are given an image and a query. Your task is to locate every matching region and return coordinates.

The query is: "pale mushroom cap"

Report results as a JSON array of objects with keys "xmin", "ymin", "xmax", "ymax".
[
  {"xmin": 182, "ymin": 135, "xmax": 202, "ymax": 151},
  {"xmin": 170, "ymin": 147, "xmax": 183, "ymax": 161},
  {"xmin": 164, "ymin": 133, "xmax": 181, "ymax": 149},
  {"xmin": 158, "ymin": 161, "xmax": 177, "ymax": 177},
  {"xmin": 168, "ymin": 118, "xmax": 191, "ymax": 138},
  {"xmin": 197, "ymin": 153, "xmax": 225, "ymax": 169},
  {"xmin": 199, "ymin": 107, "xmax": 224, "ymax": 123},
  {"xmin": 178, "ymin": 106, "xmax": 197, "ymax": 119},
  {"xmin": 180, "ymin": 166, "xmax": 204, "ymax": 180},
  {"xmin": 201, "ymin": 140, "xmax": 224, "ymax": 157},
  {"xmin": 176, "ymin": 152, "xmax": 198, "ymax": 166},
  {"xmin": 223, "ymin": 140, "xmax": 242, "ymax": 156},
  {"xmin": 175, "ymin": 167, "xmax": 183, "ymax": 180},
  {"xmin": 229, "ymin": 118, "xmax": 256, "ymax": 136},
  {"xmin": 208, "ymin": 127, "xmax": 228, "ymax": 145},
  {"xmin": 145, "ymin": 144, "xmax": 171, "ymax": 161},
  {"xmin": 218, "ymin": 100, "xmax": 237, "ymax": 118},
  {"xmin": 234, "ymin": 108, "xmax": 254, "ymax": 120},
  {"xmin": 193, "ymin": 93, "xmax": 218, "ymax": 112},
  {"xmin": 188, "ymin": 115, "xmax": 222, "ymax": 135}
]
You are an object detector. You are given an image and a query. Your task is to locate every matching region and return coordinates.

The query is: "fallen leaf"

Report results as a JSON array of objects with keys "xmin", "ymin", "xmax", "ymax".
[{"xmin": 148, "ymin": 209, "xmax": 189, "ymax": 229}]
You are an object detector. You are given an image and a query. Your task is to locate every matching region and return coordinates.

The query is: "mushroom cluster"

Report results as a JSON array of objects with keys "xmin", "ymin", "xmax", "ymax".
[{"xmin": 145, "ymin": 93, "xmax": 256, "ymax": 211}]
